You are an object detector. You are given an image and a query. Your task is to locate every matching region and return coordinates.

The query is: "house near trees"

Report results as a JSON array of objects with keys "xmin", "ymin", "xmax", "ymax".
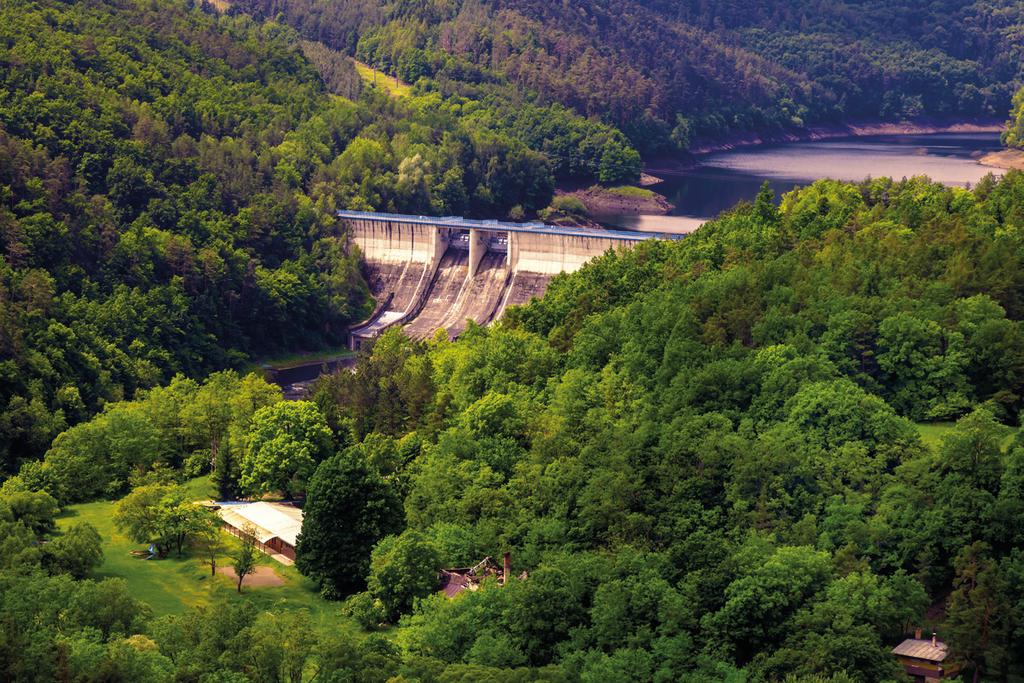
[
  {"xmin": 214, "ymin": 502, "xmax": 303, "ymax": 563},
  {"xmin": 892, "ymin": 631, "xmax": 960, "ymax": 682}
]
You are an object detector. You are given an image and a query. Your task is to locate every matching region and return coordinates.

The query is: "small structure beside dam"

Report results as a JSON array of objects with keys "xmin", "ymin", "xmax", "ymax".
[{"xmin": 340, "ymin": 210, "xmax": 672, "ymax": 346}]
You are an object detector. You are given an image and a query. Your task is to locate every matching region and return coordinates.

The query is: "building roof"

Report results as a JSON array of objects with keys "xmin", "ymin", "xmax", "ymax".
[
  {"xmin": 217, "ymin": 502, "xmax": 303, "ymax": 547},
  {"xmin": 439, "ymin": 570, "xmax": 475, "ymax": 598},
  {"xmin": 891, "ymin": 638, "xmax": 950, "ymax": 662},
  {"xmin": 438, "ymin": 556, "xmax": 505, "ymax": 598},
  {"xmin": 336, "ymin": 210, "xmax": 684, "ymax": 242}
]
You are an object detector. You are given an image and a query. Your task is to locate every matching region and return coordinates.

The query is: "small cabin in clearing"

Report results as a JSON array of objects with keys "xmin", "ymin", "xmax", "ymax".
[
  {"xmin": 892, "ymin": 632, "xmax": 960, "ymax": 682},
  {"xmin": 214, "ymin": 502, "xmax": 303, "ymax": 562}
]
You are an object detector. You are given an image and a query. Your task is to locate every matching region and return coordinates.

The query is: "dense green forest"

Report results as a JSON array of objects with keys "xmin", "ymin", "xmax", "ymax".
[
  {"xmin": 0, "ymin": 0, "xmax": 650, "ymax": 474},
  {"xmin": 306, "ymin": 173, "xmax": 1024, "ymax": 682},
  {"xmin": 230, "ymin": 0, "xmax": 1024, "ymax": 153},
  {"xmin": 6, "ymin": 0, "xmax": 1024, "ymax": 681},
  {"xmin": 1005, "ymin": 86, "xmax": 1024, "ymax": 148},
  {"xmin": 0, "ymin": 0, "xmax": 367, "ymax": 473},
  {"xmin": 7, "ymin": 172, "xmax": 1024, "ymax": 681}
]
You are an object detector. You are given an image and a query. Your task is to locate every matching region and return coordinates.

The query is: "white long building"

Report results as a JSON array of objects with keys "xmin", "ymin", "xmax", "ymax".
[{"xmin": 217, "ymin": 502, "xmax": 303, "ymax": 562}]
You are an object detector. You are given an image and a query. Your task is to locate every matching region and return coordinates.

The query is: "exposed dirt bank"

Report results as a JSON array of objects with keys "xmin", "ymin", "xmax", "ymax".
[
  {"xmin": 218, "ymin": 565, "xmax": 285, "ymax": 588},
  {"xmin": 980, "ymin": 149, "xmax": 1024, "ymax": 171},
  {"xmin": 564, "ymin": 186, "xmax": 674, "ymax": 216}
]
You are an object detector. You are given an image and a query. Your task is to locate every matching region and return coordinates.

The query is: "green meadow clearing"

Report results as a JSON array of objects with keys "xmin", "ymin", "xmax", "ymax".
[
  {"xmin": 915, "ymin": 422, "xmax": 957, "ymax": 449},
  {"xmin": 56, "ymin": 477, "xmax": 354, "ymax": 633},
  {"xmin": 915, "ymin": 421, "xmax": 1019, "ymax": 450},
  {"xmin": 353, "ymin": 60, "xmax": 412, "ymax": 97}
]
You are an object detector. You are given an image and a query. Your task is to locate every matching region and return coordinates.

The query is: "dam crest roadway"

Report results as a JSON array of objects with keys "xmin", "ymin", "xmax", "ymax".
[{"xmin": 340, "ymin": 210, "xmax": 681, "ymax": 346}]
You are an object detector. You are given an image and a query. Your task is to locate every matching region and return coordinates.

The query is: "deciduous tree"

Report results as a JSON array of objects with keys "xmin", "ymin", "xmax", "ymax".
[
  {"xmin": 42, "ymin": 522, "xmax": 103, "ymax": 579},
  {"xmin": 947, "ymin": 542, "xmax": 1011, "ymax": 682},
  {"xmin": 239, "ymin": 401, "xmax": 333, "ymax": 498},
  {"xmin": 232, "ymin": 524, "xmax": 259, "ymax": 593},
  {"xmin": 368, "ymin": 530, "xmax": 441, "ymax": 622},
  {"xmin": 295, "ymin": 453, "xmax": 402, "ymax": 597}
]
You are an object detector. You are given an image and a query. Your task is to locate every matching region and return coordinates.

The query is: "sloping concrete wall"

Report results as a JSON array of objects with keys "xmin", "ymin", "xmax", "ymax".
[
  {"xmin": 509, "ymin": 232, "xmax": 623, "ymax": 275},
  {"xmin": 493, "ymin": 271, "xmax": 553, "ymax": 320},
  {"xmin": 349, "ymin": 218, "xmax": 446, "ymax": 265},
  {"xmin": 437, "ymin": 252, "xmax": 511, "ymax": 338},
  {"xmin": 348, "ymin": 218, "xmax": 448, "ymax": 348},
  {"xmin": 344, "ymin": 214, "xmax": 654, "ymax": 343},
  {"xmin": 403, "ymin": 249, "xmax": 470, "ymax": 340}
]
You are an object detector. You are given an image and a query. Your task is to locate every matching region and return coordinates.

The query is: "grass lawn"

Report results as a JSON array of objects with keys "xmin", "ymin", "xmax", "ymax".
[
  {"xmin": 916, "ymin": 421, "xmax": 1019, "ymax": 451},
  {"xmin": 56, "ymin": 476, "xmax": 353, "ymax": 633},
  {"xmin": 915, "ymin": 422, "xmax": 956, "ymax": 449},
  {"xmin": 605, "ymin": 185, "xmax": 657, "ymax": 199},
  {"xmin": 353, "ymin": 60, "xmax": 412, "ymax": 97}
]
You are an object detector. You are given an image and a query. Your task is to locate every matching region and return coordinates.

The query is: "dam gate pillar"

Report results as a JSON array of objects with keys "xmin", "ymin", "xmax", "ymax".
[
  {"xmin": 506, "ymin": 231, "xmax": 518, "ymax": 270},
  {"xmin": 432, "ymin": 225, "xmax": 451, "ymax": 268},
  {"xmin": 468, "ymin": 228, "xmax": 488, "ymax": 277}
]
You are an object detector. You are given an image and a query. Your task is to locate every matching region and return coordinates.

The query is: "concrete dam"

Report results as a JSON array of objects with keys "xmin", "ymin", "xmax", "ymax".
[{"xmin": 340, "ymin": 211, "xmax": 670, "ymax": 346}]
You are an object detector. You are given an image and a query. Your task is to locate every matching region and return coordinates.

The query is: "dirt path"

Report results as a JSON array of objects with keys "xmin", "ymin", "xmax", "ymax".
[{"xmin": 217, "ymin": 565, "xmax": 285, "ymax": 588}]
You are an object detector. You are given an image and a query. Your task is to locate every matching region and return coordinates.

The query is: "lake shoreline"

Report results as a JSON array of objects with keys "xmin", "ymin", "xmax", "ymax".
[
  {"xmin": 602, "ymin": 129, "xmax": 1005, "ymax": 236},
  {"xmin": 646, "ymin": 120, "xmax": 1006, "ymax": 175},
  {"xmin": 980, "ymin": 149, "xmax": 1024, "ymax": 171}
]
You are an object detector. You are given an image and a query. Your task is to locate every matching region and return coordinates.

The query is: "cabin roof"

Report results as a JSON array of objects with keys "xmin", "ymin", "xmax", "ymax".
[
  {"xmin": 217, "ymin": 502, "xmax": 303, "ymax": 547},
  {"xmin": 891, "ymin": 638, "xmax": 950, "ymax": 662}
]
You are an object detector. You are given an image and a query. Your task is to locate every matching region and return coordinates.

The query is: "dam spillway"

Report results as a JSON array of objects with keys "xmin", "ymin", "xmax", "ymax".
[
  {"xmin": 341, "ymin": 211, "xmax": 674, "ymax": 346},
  {"xmin": 404, "ymin": 249, "xmax": 471, "ymax": 340}
]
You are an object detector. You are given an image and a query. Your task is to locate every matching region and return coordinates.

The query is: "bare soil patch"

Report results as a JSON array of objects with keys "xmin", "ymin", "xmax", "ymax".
[
  {"xmin": 217, "ymin": 565, "xmax": 285, "ymax": 588},
  {"xmin": 569, "ymin": 186, "xmax": 674, "ymax": 216}
]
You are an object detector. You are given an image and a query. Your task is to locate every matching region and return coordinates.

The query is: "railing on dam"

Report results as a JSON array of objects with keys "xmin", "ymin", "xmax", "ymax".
[{"xmin": 335, "ymin": 210, "xmax": 681, "ymax": 242}]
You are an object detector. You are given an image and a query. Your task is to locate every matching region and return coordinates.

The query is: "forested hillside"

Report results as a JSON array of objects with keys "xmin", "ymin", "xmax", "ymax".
[
  {"xmin": 0, "ymin": 0, "xmax": 366, "ymax": 471},
  {"xmin": 301, "ymin": 173, "xmax": 1024, "ymax": 681},
  {"xmin": 7, "ymin": 172, "xmax": 1024, "ymax": 681},
  {"xmin": 1006, "ymin": 87, "xmax": 1024, "ymax": 147},
  {"xmin": 230, "ymin": 0, "xmax": 1024, "ymax": 153},
  {"xmin": 6, "ymin": 0, "xmax": 1024, "ymax": 681},
  {"xmin": 0, "ymin": 0, "xmax": 648, "ymax": 473}
]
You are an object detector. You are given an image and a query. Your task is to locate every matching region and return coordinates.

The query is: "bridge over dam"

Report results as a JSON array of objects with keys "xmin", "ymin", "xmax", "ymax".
[{"xmin": 340, "ymin": 210, "xmax": 677, "ymax": 346}]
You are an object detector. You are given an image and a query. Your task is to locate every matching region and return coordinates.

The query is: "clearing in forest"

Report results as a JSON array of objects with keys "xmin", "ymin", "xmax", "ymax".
[
  {"xmin": 55, "ymin": 477, "xmax": 352, "ymax": 631},
  {"xmin": 353, "ymin": 60, "xmax": 412, "ymax": 97}
]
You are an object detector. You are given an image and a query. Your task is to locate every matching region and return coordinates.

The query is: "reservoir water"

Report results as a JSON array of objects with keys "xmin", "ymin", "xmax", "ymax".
[{"xmin": 600, "ymin": 132, "xmax": 1006, "ymax": 234}]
